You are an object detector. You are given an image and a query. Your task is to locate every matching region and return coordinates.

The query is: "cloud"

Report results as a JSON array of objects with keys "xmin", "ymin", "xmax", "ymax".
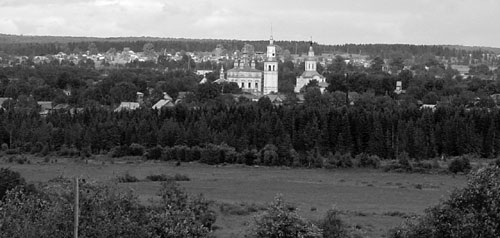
[{"xmin": 0, "ymin": 0, "xmax": 499, "ymax": 47}]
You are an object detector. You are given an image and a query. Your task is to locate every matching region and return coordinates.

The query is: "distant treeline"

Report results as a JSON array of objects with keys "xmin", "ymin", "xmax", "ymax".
[
  {"xmin": 1, "ymin": 102, "xmax": 499, "ymax": 164},
  {"xmin": 0, "ymin": 33, "xmax": 493, "ymax": 60}
]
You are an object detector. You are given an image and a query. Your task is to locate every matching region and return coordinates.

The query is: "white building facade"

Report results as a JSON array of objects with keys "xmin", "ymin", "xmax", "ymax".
[
  {"xmin": 263, "ymin": 36, "xmax": 279, "ymax": 94},
  {"xmin": 295, "ymin": 42, "xmax": 326, "ymax": 93}
]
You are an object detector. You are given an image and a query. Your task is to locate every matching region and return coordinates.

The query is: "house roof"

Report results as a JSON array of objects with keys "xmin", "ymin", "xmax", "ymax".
[
  {"xmin": 300, "ymin": 70, "xmax": 324, "ymax": 79},
  {"xmin": 318, "ymin": 81, "xmax": 329, "ymax": 88},
  {"xmin": 213, "ymin": 78, "xmax": 226, "ymax": 84},
  {"xmin": 114, "ymin": 102, "xmax": 140, "ymax": 112},
  {"xmin": 227, "ymin": 67, "xmax": 262, "ymax": 73},
  {"xmin": 37, "ymin": 101, "xmax": 53, "ymax": 111},
  {"xmin": 265, "ymin": 94, "xmax": 287, "ymax": 103},
  {"xmin": 177, "ymin": 92, "xmax": 189, "ymax": 100},
  {"xmin": 0, "ymin": 97, "xmax": 11, "ymax": 108},
  {"xmin": 152, "ymin": 99, "xmax": 174, "ymax": 110},
  {"xmin": 53, "ymin": 104, "xmax": 70, "ymax": 110}
]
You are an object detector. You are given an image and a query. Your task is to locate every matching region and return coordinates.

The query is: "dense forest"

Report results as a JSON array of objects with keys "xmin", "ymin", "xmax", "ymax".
[{"xmin": 0, "ymin": 34, "xmax": 496, "ymax": 62}]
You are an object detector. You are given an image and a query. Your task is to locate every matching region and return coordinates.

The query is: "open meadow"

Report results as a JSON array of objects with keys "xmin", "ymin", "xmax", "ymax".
[{"xmin": 1, "ymin": 156, "xmax": 468, "ymax": 237}]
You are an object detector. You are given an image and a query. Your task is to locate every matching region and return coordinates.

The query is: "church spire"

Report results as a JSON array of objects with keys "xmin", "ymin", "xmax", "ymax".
[
  {"xmin": 269, "ymin": 24, "xmax": 274, "ymax": 45},
  {"xmin": 308, "ymin": 38, "xmax": 315, "ymax": 58}
]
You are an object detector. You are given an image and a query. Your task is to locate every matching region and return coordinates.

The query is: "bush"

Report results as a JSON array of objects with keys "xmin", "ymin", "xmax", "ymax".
[
  {"xmin": 145, "ymin": 146, "xmax": 163, "ymax": 160},
  {"xmin": 15, "ymin": 156, "xmax": 28, "ymax": 164},
  {"xmin": 325, "ymin": 152, "xmax": 353, "ymax": 169},
  {"xmin": 58, "ymin": 145, "xmax": 80, "ymax": 157},
  {"xmin": 253, "ymin": 195, "xmax": 322, "ymax": 238},
  {"xmin": 390, "ymin": 166, "xmax": 500, "ymax": 238},
  {"xmin": 128, "ymin": 143, "xmax": 145, "ymax": 156},
  {"xmin": 219, "ymin": 202, "xmax": 266, "ymax": 216},
  {"xmin": 30, "ymin": 142, "xmax": 44, "ymax": 154},
  {"xmin": 146, "ymin": 173, "xmax": 190, "ymax": 182},
  {"xmin": 0, "ymin": 179, "xmax": 216, "ymax": 238},
  {"xmin": 318, "ymin": 209, "xmax": 349, "ymax": 238},
  {"xmin": 117, "ymin": 173, "xmax": 139, "ymax": 183},
  {"xmin": 173, "ymin": 173, "xmax": 190, "ymax": 181},
  {"xmin": 0, "ymin": 168, "xmax": 26, "ymax": 200},
  {"xmin": 146, "ymin": 174, "xmax": 172, "ymax": 181},
  {"xmin": 1, "ymin": 143, "xmax": 8, "ymax": 151},
  {"xmin": 448, "ymin": 156, "xmax": 471, "ymax": 174},
  {"xmin": 151, "ymin": 181, "xmax": 216, "ymax": 234},
  {"xmin": 356, "ymin": 153, "xmax": 380, "ymax": 168},
  {"xmin": 5, "ymin": 148, "xmax": 19, "ymax": 155}
]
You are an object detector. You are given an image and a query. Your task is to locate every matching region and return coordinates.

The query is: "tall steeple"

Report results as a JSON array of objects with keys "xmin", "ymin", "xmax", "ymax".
[
  {"xmin": 219, "ymin": 65, "xmax": 225, "ymax": 80},
  {"xmin": 305, "ymin": 40, "xmax": 316, "ymax": 72},
  {"xmin": 263, "ymin": 29, "xmax": 278, "ymax": 95},
  {"xmin": 308, "ymin": 41, "xmax": 315, "ymax": 58}
]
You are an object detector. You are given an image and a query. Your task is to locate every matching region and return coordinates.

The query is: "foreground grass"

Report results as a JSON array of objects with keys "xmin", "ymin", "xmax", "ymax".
[{"xmin": 1, "ymin": 156, "xmax": 467, "ymax": 237}]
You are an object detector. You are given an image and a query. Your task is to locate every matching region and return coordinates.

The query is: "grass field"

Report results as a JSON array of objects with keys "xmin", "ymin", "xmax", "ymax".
[{"xmin": 1, "ymin": 156, "xmax": 468, "ymax": 237}]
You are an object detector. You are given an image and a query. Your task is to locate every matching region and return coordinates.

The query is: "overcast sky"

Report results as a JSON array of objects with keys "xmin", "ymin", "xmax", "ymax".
[{"xmin": 0, "ymin": 0, "xmax": 499, "ymax": 47}]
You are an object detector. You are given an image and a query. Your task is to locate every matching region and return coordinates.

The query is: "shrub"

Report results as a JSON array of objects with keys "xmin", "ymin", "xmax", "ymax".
[
  {"xmin": 253, "ymin": 195, "xmax": 322, "ymax": 238},
  {"xmin": 1, "ymin": 143, "xmax": 8, "ymax": 151},
  {"xmin": 145, "ymin": 146, "xmax": 163, "ymax": 160},
  {"xmin": 58, "ymin": 145, "xmax": 80, "ymax": 157},
  {"xmin": 489, "ymin": 158, "xmax": 500, "ymax": 167},
  {"xmin": 389, "ymin": 166, "xmax": 500, "ymax": 238},
  {"xmin": 21, "ymin": 142, "xmax": 33, "ymax": 153},
  {"xmin": 146, "ymin": 173, "xmax": 190, "ymax": 182},
  {"xmin": 0, "ymin": 179, "xmax": 216, "ymax": 238},
  {"xmin": 325, "ymin": 152, "xmax": 353, "ymax": 169},
  {"xmin": 146, "ymin": 174, "xmax": 172, "ymax": 181},
  {"xmin": 128, "ymin": 143, "xmax": 145, "ymax": 156},
  {"xmin": 0, "ymin": 168, "xmax": 26, "ymax": 200},
  {"xmin": 151, "ymin": 181, "xmax": 216, "ymax": 234},
  {"xmin": 30, "ymin": 142, "xmax": 44, "ymax": 154},
  {"xmin": 15, "ymin": 156, "xmax": 28, "ymax": 164},
  {"xmin": 240, "ymin": 149, "xmax": 259, "ymax": 166},
  {"xmin": 80, "ymin": 146, "xmax": 91, "ymax": 158},
  {"xmin": 318, "ymin": 209, "xmax": 349, "ymax": 238},
  {"xmin": 117, "ymin": 173, "xmax": 139, "ymax": 183},
  {"xmin": 5, "ymin": 148, "xmax": 19, "ymax": 155},
  {"xmin": 173, "ymin": 173, "xmax": 190, "ymax": 181},
  {"xmin": 356, "ymin": 153, "xmax": 380, "ymax": 168},
  {"xmin": 448, "ymin": 156, "xmax": 471, "ymax": 174},
  {"xmin": 219, "ymin": 202, "xmax": 266, "ymax": 216},
  {"xmin": 109, "ymin": 145, "xmax": 128, "ymax": 158}
]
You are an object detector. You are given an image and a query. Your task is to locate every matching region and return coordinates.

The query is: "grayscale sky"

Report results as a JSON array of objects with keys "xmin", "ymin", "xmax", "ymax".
[{"xmin": 0, "ymin": 0, "xmax": 499, "ymax": 47}]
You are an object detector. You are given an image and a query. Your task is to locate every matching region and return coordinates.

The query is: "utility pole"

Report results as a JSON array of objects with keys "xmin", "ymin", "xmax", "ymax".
[{"xmin": 74, "ymin": 177, "xmax": 79, "ymax": 238}]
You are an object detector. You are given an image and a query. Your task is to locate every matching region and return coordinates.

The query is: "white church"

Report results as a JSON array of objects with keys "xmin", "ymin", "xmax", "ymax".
[
  {"xmin": 218, "ymin": 36, "xmax": 325, "ymax": 95},
  {"xmin": 294, "ymin": 42, "xmax": 326, "ymax": 93}
]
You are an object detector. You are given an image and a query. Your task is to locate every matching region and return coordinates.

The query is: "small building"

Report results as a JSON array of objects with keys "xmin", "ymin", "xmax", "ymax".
[
  {"xmin": 37, "ymin": 101, "xmax": 53, "ymax": 116},
  {"xmin": 0, "ymin": 97, "xmax": 12, "ymax": 110},
  {"xmin": 394, "ymin": 81, "xmax": 406, "ymax": 94},
  {"xmin": 114, "ymin": 92, "xmax": 143, "ymax": 112},
  {"xmin": 196, "ymin": 69, "xmax": 213, "ymax": 76},
  {"xmin": 265, "ymin": 94, "xmax": 287, "ymax": 106},
  {"xmin": 152, "ymin": 93, "xmax": 175, "ymax": 110}
]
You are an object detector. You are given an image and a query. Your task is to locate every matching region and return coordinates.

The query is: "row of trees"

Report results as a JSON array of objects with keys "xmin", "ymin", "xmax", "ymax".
[{"xmin": 1, "ymin": 100, "xmax": 500, "ymax": 162}]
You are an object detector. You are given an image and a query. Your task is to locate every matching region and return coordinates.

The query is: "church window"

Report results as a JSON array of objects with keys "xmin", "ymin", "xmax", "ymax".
[
  {"xmin": 268, "ymin": 65, "xmax": 271, "ymax": 71},
  {"xmin": 241, "ymin": 82, "xmax": 244, "ymax": 88},
  {"xmin": 272, "ymin": 65, "xmax": 275, "ymax": 71},
  {"xmin": 248, "ymin": 82, "xmax": 251, "ymax": 88},
  {"xmin": 255, "ymin": 82, "xmax": 258, "ymax": 89}
]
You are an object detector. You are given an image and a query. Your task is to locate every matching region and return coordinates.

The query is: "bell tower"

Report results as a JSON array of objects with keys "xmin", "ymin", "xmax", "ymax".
[
  {"xmin": 263, "ymin": 34, "xmax": 278, "ymax": 94},
  {"xmin": 305, "ymin": 41, "xmax": 316, "ymax": 72}
]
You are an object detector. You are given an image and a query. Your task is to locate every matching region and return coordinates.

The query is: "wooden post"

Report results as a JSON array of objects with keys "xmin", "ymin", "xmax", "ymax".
[{"xmin": 74, "ymin": 177, "xmax": 79, "ymax": 238}]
